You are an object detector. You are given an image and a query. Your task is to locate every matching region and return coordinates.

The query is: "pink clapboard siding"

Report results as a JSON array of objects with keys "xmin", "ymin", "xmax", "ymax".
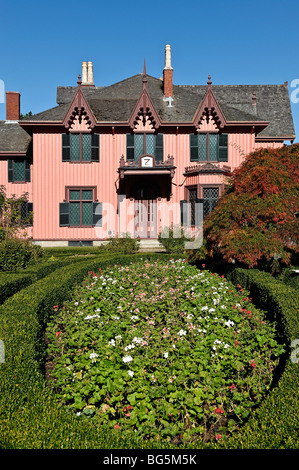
[
  {"xmin": 32, "ymin": 132, "xmax": 124, "ymax": 240},
  {"xmin": 30, "ymin": 127, "xmax": 259, "ymax": 240},
  {"xmin": 0, "ymin": 119, "xmax": 286, "ymax": 242}
]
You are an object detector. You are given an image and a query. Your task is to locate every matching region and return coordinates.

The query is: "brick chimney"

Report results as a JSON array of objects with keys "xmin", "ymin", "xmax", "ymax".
[
  {"xmin": 163, "ymin": 44, "xmax": 173, "ymax": 99},
  {"xmin": 6, "ymin": 91, "xmax": 20, "ymax": 121}
]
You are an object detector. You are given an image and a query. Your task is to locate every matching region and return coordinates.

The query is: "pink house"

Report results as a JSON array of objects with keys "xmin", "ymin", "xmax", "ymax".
[{"xmin": 0, "ymin": 45, "xmax": 296, "ymax": 247}]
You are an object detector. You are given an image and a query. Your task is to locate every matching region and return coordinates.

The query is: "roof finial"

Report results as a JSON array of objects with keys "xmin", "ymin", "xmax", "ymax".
[
  {"xmin": 143, "ymin": 59, "xmax": 147, "ymax": 88},
  {"xmin": 207, "ymin": 74, "xmax": 212, "ymax": 87},
  {"xmin": 77, "ymin": 74, "xmax": 82, "ymax": 87}
]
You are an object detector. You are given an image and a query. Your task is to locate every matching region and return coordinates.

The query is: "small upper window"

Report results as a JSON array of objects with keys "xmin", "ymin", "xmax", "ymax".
[
  {"xmin": 190, "ymin": 133, "xmax": 228, "ymax": 162},
  {"xmin": 126, "ymin": 134, "xmax": 163, "ymax": 163},
  {"xmin": 8, "ymin": 159, "xmax": 30, "ymax": 182},
  {"xmin": 62, "ymin": 133, "xmax": 99, "ymax": 162}
]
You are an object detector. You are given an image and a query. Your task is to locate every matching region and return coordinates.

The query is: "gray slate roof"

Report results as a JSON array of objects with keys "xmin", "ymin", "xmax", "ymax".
[
  {"xmin": 22, "ymin": 74, "xmax": 295, "ymax": 139},
  {"xmin": 0, "ymin": 121, "xmax": 32, "ymax": 153}
]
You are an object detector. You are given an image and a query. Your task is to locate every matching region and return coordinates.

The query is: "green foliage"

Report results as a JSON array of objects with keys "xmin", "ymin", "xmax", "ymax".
[
  {"xmin": 0, "ymin": 186, "xmax": 44, "ymax": 271},
  {"xmin": 0, "ymin": 255, "xmax": 99, "ymax": 305},
  {"xmin": 97, "ymin": 233, "xmax": 140, "ymax": 254},
  {"xmin": 196, "ymin": 145, "xmax": 299, "ymax": 272},
  {"xmin": 46, "ymin": 260, "xmax": 284, "ymax": 443},
  {"xmin": 0, "ymin": 253, "xmax": 297, "ymax": 449},
  {"xmin": 0, "ymin": 237, "xmax": 44, "ymax": 272},
  {"xmin": 0, "ymin": 253, "xmax": 173, "ymax": 449},
  {"xmin": 219, "ymin": 268, "xmax": 299, "ymax": 449},
  {"xmin": 158, "ymin": 225, "xmax": 189, "ymax": 254}
]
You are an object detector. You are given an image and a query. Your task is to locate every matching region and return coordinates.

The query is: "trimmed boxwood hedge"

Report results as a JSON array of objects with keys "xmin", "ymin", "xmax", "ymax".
[
  {"xmin": 0, "ymin": 255, "xmax": 101, "ymax": 305},
  {"xmin": 218, "ymin": 269, "xmax": 299, "ymax": 449},
  {"xmin": 0, "ymin": 259, "xmax": 298, "ymax": 449}
]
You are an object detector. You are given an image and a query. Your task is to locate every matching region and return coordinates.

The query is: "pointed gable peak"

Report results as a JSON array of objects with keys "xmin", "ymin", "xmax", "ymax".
[
  {"xmin": 128, "ymin": 65, "xmax": 161, "ymax": 130},
  {"xmin": 63, "ymin": 75, "xmax": 97, "ymax": 130},
  {"xmin": 193, "ymin": 75, "xmax": 226, "ymax": 130}
]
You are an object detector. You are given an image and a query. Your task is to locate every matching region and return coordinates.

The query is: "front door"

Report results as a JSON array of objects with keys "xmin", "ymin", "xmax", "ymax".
[{"xmin": 134, "ymin": 199, "xmax": 157, "ymax": 238}]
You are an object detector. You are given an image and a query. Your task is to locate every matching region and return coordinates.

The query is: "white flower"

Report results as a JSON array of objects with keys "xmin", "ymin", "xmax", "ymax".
[
  {"xmin": 209, "ymin": 308, "xmax": 215, "ymax": 313},
  {"xmin": 132, "ymin": 337, "xmax": 143, "ymax": 344},
  {"xmin": 122, "ymin": 355, "xmax": 133, "ymax": 363},
  {"xmin": 164, "ymin": 352, "xmax": 169, "ymax": 358},
  {"xmin": 124, "ymin": 344, "xmax": 135, "ymax": 351},
  {"xmin": 84, "ymin": 314, "xmax": 100, "ymax": 320},
  {"xmin": 201, "ymin": 306, "xmax": 208, "ymax": 311},
  {"xmin": 108, "ymin": 339, "xmax": 116, "ymax": 346},
  {"xmin": 89, "ymin": 351, "xmax": 99, "ymax": 362},
  {"xmin": 115, "ymin": 335, "xmax": 122, "ymax": 340},
  {"xmin": 128, "ymin": 370, "xmax": 134, "ymax": 377},
  {"xmin": 178, "ymin": 329, "xmax": 186, "ymax": 336},
  {"xmin": 131, "ymin": 315, "xmax": 139, "ymax": 321},
  {"xmin": 225, "ymin": 320, "xmax": 235, "ymax": 327},
  {"xmin": 224, "ymin": 343, "xmax": 230, "ymax": 349}
]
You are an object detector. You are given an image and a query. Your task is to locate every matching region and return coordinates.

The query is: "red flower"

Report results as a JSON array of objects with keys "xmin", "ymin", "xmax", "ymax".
[
  {"xmin": 251, "ymin": 360, "xmax": 256, "ymax": 368},
  {"xmin": 229, "ymin": 384, "xmax": 236, "ymax": 390},
  {"xmin": 215, "ymin": 434, "xmax": 222, "ymax": 440},
  {"xmin": 215, "ymin": 407, "xmax": 224, "ymax": 414},
  {"xmin": 55, "ymin": 331, "xmax": 62, "ymax": 337},
  {"xmin": 114, "ymin": 424, "xmax": 120, "ymax": 430}
]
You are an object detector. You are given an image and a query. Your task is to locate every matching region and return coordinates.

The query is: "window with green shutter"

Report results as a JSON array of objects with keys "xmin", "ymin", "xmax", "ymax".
[
  {"xmin": 8, "ymin": 159, "xmax": 30, "ymax": 182},
  {"xmin": 190, "ymin": 133, "xmax": 228, "ymax": 162},
  {"xmin": 218, "ymin": 134, "xmax": 228, "ymax": 161},
  {"xmin": 126, "ymin": 134, "xmax": 164, "ymax": 162},
  {"xmin": 59, "ymin": 188, "xmax": 102, "ymax": 227},
  {"xmin": 62, "ymin": 133, "xmax": 99, "ymax": 162}
]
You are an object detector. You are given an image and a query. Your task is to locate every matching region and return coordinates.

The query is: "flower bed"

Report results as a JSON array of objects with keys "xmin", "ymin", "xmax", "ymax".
[{"xmin": 46, "ymin": 259, "xmax": 285, "ymax": 443}]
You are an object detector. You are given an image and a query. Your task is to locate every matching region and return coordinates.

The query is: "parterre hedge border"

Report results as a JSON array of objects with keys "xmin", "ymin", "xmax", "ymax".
[{"xmin": 0, "ymin": 259, "xmax": 298, "ymax": 449}]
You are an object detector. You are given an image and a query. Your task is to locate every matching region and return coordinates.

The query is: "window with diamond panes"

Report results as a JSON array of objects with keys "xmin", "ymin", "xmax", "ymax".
[
  {"xmin": 8, "ymin": 159, "xmax": 30, "ymax": 182},
  {"xmin": 203, "ymin": 187, "xmax": 219, "ymax": 218},
  {"xmin": 126, "ymin": 134, "xmax": 164, "ymax": 162},
  {"xmin": 190, "ymin": 133, "xmax": 228, "ymax": 162},
  {"xmin": 60, "ymin": 189, "xmax": 102, "ymax": 227},
  {"xmin": 69, "ymin": 189, "xmax": 93, "ymax": 226},
  {"xmin": 62, "ymin": 133, "xmax": 99, "ymax": 162}
]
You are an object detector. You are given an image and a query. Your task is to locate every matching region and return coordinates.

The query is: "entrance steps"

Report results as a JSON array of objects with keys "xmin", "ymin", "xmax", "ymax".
[{"xmin": 138, "ymin": 239, "xmax": 166, "ymax": 252}]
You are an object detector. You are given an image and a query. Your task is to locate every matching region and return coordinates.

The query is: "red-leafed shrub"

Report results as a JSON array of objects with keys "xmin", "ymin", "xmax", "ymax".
[{"xmin": 195, "ymin": 145, "xmax": 299, "ymax": 272}]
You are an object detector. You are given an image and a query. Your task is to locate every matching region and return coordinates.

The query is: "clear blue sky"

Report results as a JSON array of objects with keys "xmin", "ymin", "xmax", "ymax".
[{"xmin": 1, "ymin": 0, "xmax": 298, "ymax": 142}]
